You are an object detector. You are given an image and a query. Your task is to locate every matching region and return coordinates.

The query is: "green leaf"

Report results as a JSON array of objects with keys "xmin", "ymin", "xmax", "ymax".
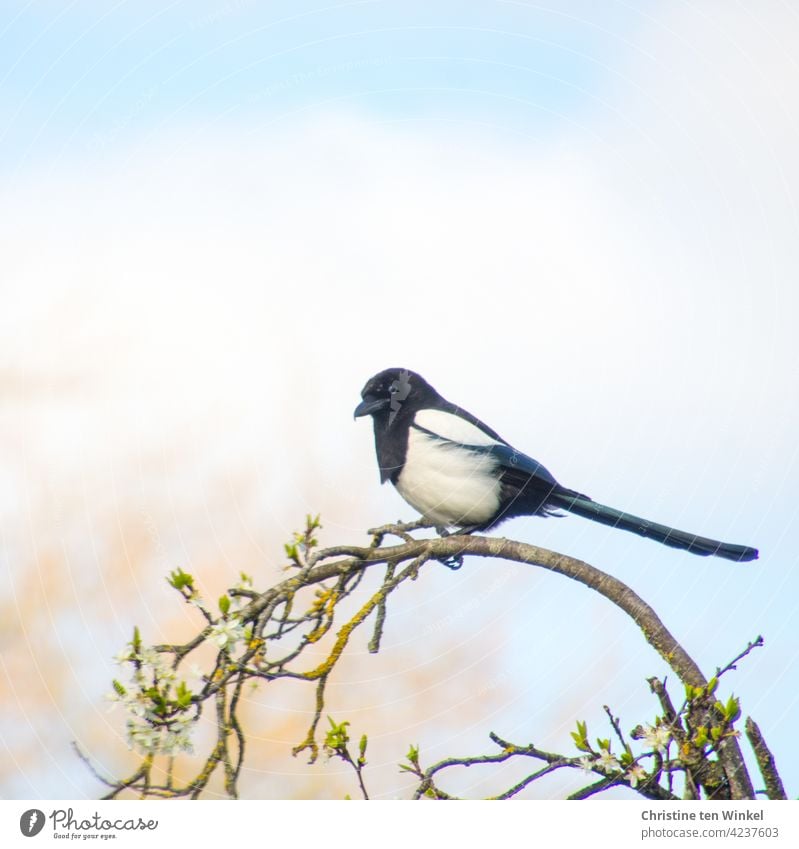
[
  {"xmin": 570, "ymin": 733, "xmax": 590, "ymax": 753},
  {"xmin": 175, "ymin": 681, "xmax": 193, "ymax": 709},
  {"xmin": 570, "ymin": 720, "xmax": 590, "ymax": 752},
  {"xmin": 685, "ymin": 683, "xmax": 701, "ymax": 701},
  {"xmin": 324, "ymin": 716, "xmax": 350, "ymax": 752},
  {"xmin": 132, "ymin": 626, "xmax": 142, "ymax": 653},
  {"xmin": 168, "ymin": 568, "xmax": 194, "ymax": 591},
  {"xmin": 725, "ymin": 695, "xmax": 741, "ymax": 723},
  {"xmin": 112, "ymin": 679, "xmax": 126, "ymax": 697},
  {"xmin": 218, "ymin": 595, "xmax": 231, "ymax": 616},
  {"xmin": 145, "ymin": 687, "xmax": 168, "ymax": 714},
  {"xmin": 358, "ymin": 734, "xmax": 368, "ymax": 763}
]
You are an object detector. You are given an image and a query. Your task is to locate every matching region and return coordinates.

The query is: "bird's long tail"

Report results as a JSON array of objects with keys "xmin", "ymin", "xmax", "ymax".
[{"xmin": 549, "ymin": 492, "xmax": 758, "ymax": 562}]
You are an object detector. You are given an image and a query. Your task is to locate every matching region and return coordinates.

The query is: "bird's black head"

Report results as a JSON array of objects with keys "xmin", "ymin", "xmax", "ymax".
[{"xmin": 354, "ymin": 368, "xmax": 437, "ymax": 425}]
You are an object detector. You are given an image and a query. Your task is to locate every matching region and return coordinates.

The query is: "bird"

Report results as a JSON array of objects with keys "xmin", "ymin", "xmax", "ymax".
[{"xmin": 354, "ymin": 367, "xmax": 758, "ymax": 562}]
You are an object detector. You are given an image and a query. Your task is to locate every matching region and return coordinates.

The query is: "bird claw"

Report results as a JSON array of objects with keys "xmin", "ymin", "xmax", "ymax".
[
  {"xmin": 438, "ymin": 554, "xmax": 464, "ymax": 570},
  {"xmin": 436, "ymin": 525, "xmax": 479, "ymax": 538}
]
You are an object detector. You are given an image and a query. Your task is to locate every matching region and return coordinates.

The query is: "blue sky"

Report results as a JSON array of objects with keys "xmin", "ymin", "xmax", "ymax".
[
  {"xmin": 1, "ymin": 2, "xmax": 798, "ymax": 801},
  {"xmin": 1, "ymin": 1, "xmax": 661, "ymax": 170}
]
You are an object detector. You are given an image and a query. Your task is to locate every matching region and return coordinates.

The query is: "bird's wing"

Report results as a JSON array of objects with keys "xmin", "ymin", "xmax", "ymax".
[
  {"xmin": 410, "ymin": 407, "xmax": 588, "ymax": 522},
  {"xmin": 478, "ymin": 442, "xmax": 559, "ymax": 486},
  {"xmin": 411, "ymin": 409, "xmax": 562, "ymax": 488},
  {"xmin": 412, "ymin": 407, "xmax": 507, "ymax": 446}
]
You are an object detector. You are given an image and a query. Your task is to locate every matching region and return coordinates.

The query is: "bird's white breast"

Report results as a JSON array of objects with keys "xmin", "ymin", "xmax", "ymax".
[{"xmin": 395, "ymin": 410, "xmax": 502, "ymax": 527}]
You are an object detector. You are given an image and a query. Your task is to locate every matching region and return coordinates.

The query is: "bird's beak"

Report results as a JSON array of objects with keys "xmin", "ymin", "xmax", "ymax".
[{"xmin": 354, "ymin": 395, "xmax": 389, "ymax": 418}]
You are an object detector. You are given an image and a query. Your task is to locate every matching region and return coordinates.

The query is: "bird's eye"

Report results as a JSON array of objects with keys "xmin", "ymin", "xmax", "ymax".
[{"xmin": 389, "ymin": 385, "xmax": 398, "ymax": 394}]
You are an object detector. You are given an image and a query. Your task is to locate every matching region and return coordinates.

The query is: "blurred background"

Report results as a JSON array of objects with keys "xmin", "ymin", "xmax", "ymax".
[{"xmin": 1, "ymin": 1, "xmax": 797, "ymax": 800}]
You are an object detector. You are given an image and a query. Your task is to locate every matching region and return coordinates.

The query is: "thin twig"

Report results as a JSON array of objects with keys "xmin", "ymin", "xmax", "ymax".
[
  {"xmin": 568, "ymin": 776, "xmax": 618, "ymax": 800},
  {"xmin": 368, "ymin": 561, "xmax": 395, "ymax": 653},
  {"xmin": 715, "ymin": 636, "xmax": 764, "ymax": 680},
  {"xmin": 603, "ymin": 705, "xmax": 627, "ymax": 751}
]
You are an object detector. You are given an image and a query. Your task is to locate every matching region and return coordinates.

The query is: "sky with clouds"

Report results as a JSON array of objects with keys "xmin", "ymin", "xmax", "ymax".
[{"xmin": 1, "ymin": 1, "xmax": 798, "ymax": 799}]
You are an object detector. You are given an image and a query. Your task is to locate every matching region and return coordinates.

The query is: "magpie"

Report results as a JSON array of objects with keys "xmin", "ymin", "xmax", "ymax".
[{"xmin": 354, "ymin": 368, "xmax": 758, "ymax": 562}]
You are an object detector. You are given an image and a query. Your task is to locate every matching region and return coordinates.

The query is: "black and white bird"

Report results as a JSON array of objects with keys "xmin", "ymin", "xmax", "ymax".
[{"xmin": 354, "ymin": 368, "xmax": 758, "ymax": 562}]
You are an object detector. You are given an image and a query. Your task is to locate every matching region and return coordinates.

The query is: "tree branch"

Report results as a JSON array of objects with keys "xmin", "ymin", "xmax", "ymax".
[
  {"xmin": 271, "ymin": 531, "xmax": 752, "ymax": 798},
  {"xmin": 745, "ymin": 717, "xmax": 787, "ymax": 800},
  {"xmin": 90, "ymin": 522, "xmax": 770, "ymax": 800}
]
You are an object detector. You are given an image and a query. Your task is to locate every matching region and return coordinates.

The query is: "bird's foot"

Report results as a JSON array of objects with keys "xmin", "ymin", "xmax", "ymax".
[
  {"xmin": 434, "ymin": 525, "xmax": 476, "ymax": 567},
  {"xmin": 437, "ymin": 553, "xmax": 464, "ymax": 570},
  {"xmin": 435, "ymin": 524, "xmax": 480, "ymax": 537}
]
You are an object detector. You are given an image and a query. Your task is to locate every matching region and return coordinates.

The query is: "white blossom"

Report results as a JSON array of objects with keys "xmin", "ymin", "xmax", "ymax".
[
  {"xmin": 126, "ymin": 714, "xmax": 195, "ymax": 757},
  {"xmin": 643, "ymin": 724, "xmax": 671, "ymax": 752},
  {"xmin": 595, "ymin": 749, "xmax": 621, "ymax": 774},
  {"xmin": 126, "ymin": 694, "xmax": 150, "ymax": 719},
  {"xmin": 104, "ymin": 690, "xmax": 124, "ymax": 712},
  {"xmin": 109, "ymin": 636, "xmax": 198, "ymax": 757},
  {"xmin": 127, "ymin": 723, "xmax": 160, "ymax": 755},
  {"xmin": 627, "ymin": 764, "xmax": 647, "ymax": 788},
  {"xmin": 187, "ymin": 663, "xmax": 205, "ymax": 681},
  {"xmin": 209, "ymin": 617, "xmax": 246, "ymax": 652}
]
